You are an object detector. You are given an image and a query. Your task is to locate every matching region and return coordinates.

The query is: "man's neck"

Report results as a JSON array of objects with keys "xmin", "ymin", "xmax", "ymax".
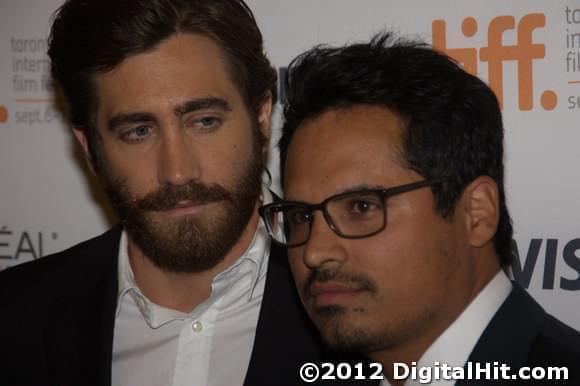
[{"xmin": 127, "ymin": 208, "xmax": 261, "ymax": 313}]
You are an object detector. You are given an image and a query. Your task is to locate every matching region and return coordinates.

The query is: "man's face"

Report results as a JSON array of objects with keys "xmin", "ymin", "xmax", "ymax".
[
  {"xmin": 78, "ymin": 33, "xmax": 269, "ymax": 273},
  {"xmin": 283, "ymin": 105, "xmax": 473, "ymax": 356}
]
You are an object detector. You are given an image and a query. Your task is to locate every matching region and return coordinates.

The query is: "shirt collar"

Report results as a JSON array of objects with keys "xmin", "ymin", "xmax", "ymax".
[
  {"xmin": 116, "ymin": 230, "xmax": 134, "ymax": 315},
  {"xmin": 116, "ymin": 185, "xmax": 273, "ymax": 327},
  {"xmin": 380, "ymin": 271, "xmax": 512, "ymax": 386},
  {"xmin": 413, "ymin": 270, "xmax": 512, "ymax": 384}
]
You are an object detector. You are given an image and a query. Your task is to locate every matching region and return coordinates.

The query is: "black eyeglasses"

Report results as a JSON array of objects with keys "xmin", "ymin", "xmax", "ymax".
[{"xmin": 259, "ymin": 178, "xmax": 449, "ymax": 247}]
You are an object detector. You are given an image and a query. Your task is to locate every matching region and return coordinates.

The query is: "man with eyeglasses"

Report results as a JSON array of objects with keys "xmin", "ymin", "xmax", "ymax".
[{"xmin": 260, "ymin": 32, "xmax": 580, "ymax": 385}]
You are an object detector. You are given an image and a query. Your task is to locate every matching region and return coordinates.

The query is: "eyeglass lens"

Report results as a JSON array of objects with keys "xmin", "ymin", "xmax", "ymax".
[{"xmin": 268, "ymin": 191, "xmax": 386, "ymax": 246}]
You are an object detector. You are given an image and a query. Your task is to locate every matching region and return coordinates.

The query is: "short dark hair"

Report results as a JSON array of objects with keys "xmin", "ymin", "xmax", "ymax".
[
  {"xmin": 279, "ymin": 32, "xmax": 513, "ymax": 266},
  {"xmin": 48, "ymin": 0, "xmax": 276, "ymax": 156}
]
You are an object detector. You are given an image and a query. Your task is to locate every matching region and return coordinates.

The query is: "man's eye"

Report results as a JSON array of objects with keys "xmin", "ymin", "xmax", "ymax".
[
  {"xmin": 347, "ymin": 198, "xmax": 382, "ymax": 215},
  {"xmin": 352, "ymin": 201, "xmax": 376, "ymax": 212},
  {"xmin": 191, "ymin": 116, "xmax": 221, "ymax": 132},
  {"xmin": 287, "ymin": 209, "xmax": 311, "ymax": 226},
  {"xmin": 120, "ymin": 125, "xmax": 153, "ymax": 143}
]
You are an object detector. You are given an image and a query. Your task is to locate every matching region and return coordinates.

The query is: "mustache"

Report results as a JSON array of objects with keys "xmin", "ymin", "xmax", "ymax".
[
  {"xmin": 303, "ymin": 268, "xmax": 377, "ymax": 300},
  {"xmin": 133, "ymin": 180, "xmax": 232, "ymax": 211}
]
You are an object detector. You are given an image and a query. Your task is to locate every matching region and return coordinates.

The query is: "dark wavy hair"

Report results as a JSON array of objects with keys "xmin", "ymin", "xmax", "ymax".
[
  {"xmin": 48, "ymin": 0, "xmax": 276, "ymax": 164},
  {"xmin": 279, "ymin": 32, "xmax": 513, "ymax": 266}
]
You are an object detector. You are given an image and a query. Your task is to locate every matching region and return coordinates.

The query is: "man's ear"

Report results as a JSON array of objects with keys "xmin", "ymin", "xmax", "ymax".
[
  {"xmin": 461, "ymin": 176, "xmax": 500, "ymax": 248},
  {"xmin": 72, "ymin": 127, "xmax": 96, "ymax": 175},
  {"xmin": 257, "ymin": 92, "xmax": 273, "ymax": 154}
]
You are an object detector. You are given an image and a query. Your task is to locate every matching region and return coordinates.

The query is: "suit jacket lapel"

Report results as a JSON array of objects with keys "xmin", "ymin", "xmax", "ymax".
[
  {"xmin": 457, "ymin": 284, "xmax": 546, "ymax": 385},
  {"xmin": 44, "ymin": 226, "xmax": 121, "ymax": 386}
]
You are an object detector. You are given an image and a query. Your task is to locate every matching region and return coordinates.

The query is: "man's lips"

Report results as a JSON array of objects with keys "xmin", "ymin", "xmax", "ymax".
[
  {"xmin": 157, "ymin": 200, "xmax": 218, "ymax": 217},
  {"xmin": 308, "ymin": 281, "xmax": 365, "ymax": 307}
]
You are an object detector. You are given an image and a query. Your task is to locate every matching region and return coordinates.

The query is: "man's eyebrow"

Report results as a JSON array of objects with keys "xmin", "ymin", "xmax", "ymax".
[
  {"xmin": 106, "ymin": 98, "xmax": 231, "ymax": 132},
  {"xmin": 174, "ymin": 97, "xmax": 231, "ymax": 116},
  {"xmin": 334, "ymin": 184, "xmax": 387, "ymax": 195},
  {"xmin": 286, "ymin": 184, "xmax": 387, "ymax": 204},
  {"xmin": 108, "ymin": 112, "xmax": 156, "ymax": 132}
]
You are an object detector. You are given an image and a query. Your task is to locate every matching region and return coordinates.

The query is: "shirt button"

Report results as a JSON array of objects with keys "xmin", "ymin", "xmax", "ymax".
[{"xmin": 192, "ymin": 320, "xmax": 203, "ymax": 332}]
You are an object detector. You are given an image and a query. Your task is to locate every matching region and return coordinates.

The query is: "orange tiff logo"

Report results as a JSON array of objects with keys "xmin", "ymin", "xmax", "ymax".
[{"xmin": 432, "ymin": 13, "xmax": 556, "ymax": 111}]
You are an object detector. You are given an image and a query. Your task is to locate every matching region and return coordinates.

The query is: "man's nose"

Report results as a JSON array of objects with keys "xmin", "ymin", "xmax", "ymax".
[
  {"xmin": 301, "ymin": 213, "xmax": 347, "ymax": 270},
  {"xmin": 157, "ymin": 128, "xmax": 201, "ymax": 186}
]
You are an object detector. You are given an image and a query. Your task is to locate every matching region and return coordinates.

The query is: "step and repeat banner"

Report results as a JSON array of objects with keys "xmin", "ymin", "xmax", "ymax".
[{"xmin": 1, "ymin": 1, "xmax": 579, "ymax": 328}]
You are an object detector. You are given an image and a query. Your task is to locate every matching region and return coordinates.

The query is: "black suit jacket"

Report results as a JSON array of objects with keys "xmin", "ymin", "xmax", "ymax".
[
  {"xmin": 457, "ymin": 283, "xmax": 580, "ymax": 385},
  {"xmin": 0, "ymin": 226, "xmax": 377, "ymax": 386}
]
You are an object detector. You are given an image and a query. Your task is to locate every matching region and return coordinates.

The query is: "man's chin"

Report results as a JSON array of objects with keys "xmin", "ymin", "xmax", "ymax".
[
  {"xmin": 311, "ymin": 309, "xmax": 382, "ymax": 353},
  {"xmin": 125, "ymin": 203, "xmax": 244, "ymax": 273}
]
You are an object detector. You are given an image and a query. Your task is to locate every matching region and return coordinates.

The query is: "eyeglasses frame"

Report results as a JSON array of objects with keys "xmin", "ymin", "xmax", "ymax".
[{"xmin": 259, "ymin": 177, "xmax": 450, "ymax": 247}]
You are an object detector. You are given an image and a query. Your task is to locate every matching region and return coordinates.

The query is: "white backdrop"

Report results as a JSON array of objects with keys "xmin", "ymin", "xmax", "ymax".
[{"xmin": 1, "ymin": 0, "xmax": 579, "ymax": 328}]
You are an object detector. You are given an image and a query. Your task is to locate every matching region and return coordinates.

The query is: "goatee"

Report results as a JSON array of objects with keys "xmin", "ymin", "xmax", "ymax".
[{"xmin": 98, "ymin": 144, "xmax": 263, "ymax": 273}]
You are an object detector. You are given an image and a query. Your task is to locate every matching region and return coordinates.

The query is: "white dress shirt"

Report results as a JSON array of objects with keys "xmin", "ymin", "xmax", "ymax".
[
  {"xmin": 381, "ymin": 271, "xmax": 512, "ymax": 386},
  {"xmin": 111, "ymin": 188, "xmax": 272, "ymax": 386}
]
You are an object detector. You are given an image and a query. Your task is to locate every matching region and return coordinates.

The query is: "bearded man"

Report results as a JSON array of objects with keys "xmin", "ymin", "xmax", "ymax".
[{"xmin": 0, "ymin": 1, "xmax": 375, "ymax": 385}]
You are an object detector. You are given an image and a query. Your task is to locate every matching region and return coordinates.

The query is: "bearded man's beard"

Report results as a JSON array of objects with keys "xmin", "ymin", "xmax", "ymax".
[{"xmin": 96, "ymin": 136, "xmax": 264, "ymax": 273}]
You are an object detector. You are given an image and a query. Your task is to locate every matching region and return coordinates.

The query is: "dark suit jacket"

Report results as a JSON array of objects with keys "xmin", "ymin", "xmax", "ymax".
[
  {"xmin": 0, "ymin": 225, "xmax": 377, "ymax": 386},
  {"xmin": 458, "ymin": 283, "xmax": 580, "ymax": 385}
]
